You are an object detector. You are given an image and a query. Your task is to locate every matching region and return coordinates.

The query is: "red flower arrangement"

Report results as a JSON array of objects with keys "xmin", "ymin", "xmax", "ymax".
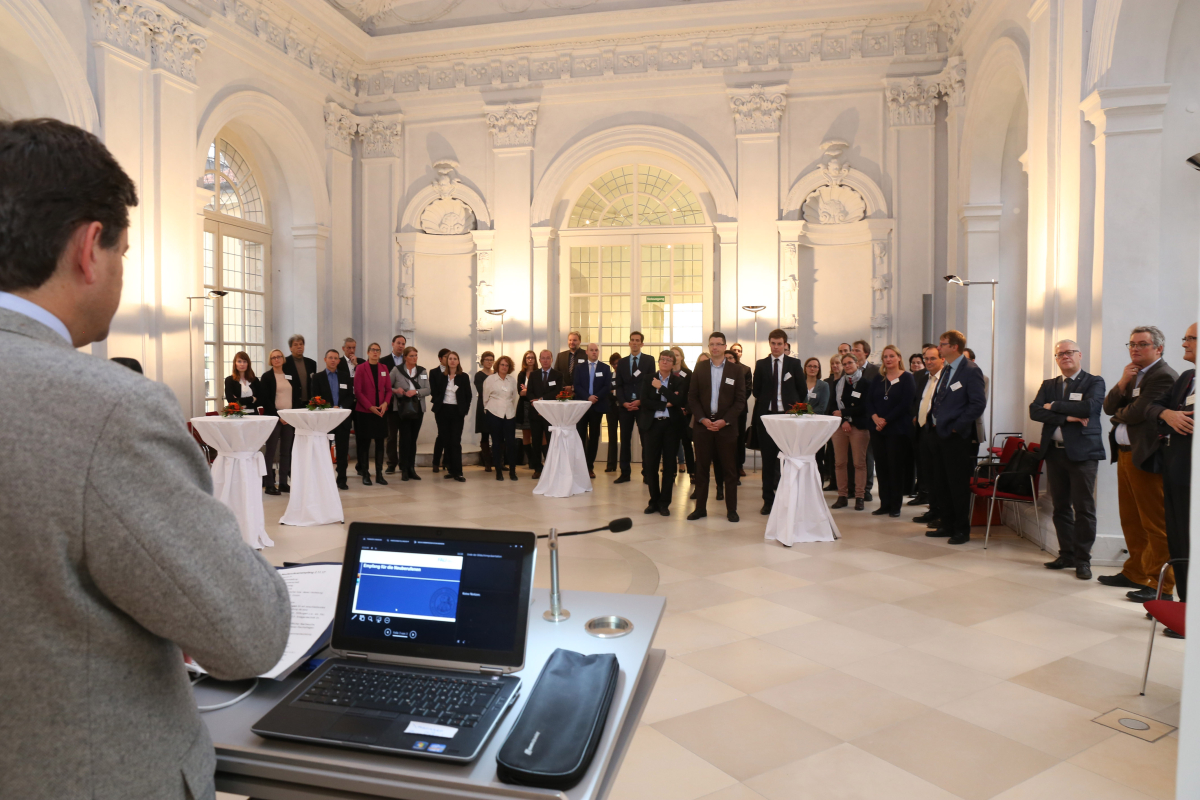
[
  {"xmin": 307, "ymin": 396, "xmax": 329, "ymax": 411},
  {"xmin": 788, "ymin": 402, "xmax": 815, "ymax": 416},
  {"xmin": 556, "ymin": 387, "xmax": 575, "ymax": 401},
  {"xmin": 220, "ymin": 402, "xmax": 247, "ymax": 418}
]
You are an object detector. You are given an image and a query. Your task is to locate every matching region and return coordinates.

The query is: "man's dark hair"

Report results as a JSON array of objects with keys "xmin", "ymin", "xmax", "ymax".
[
  {"xmin": 0, "ymin": 119, "xmax": 138, "ymax": 292},
  {"xmin": 852, "ymin": 339, "xmax": 871, "ymax": 356},
  {"xmin": 629, "ymin": 330, "xmax": 644, "ymax": 342},
  {"xmin": 437, "ymin": 348, "xmax": 450, "ymax": 359},
  {"xmin": 940, "ymin": 329, "xmax": 967, "ymax": 352},
  {"xmin": 709, "ymin": 331, "xmax": 727, "ymax": 344},
  {"xmin": 767, "ymin": 328, "xmax": 788, "ymax": 343},
  {"xmin": 964, "ymin": 348, "xmax": 976, "ymax": 360},
  {"xmin": 325, "ymin": 349, "xmax": 340, "ymax": 358},
  {"xmin": 392, "ymin": 334, "xmax": 405, "ymax": 344}
]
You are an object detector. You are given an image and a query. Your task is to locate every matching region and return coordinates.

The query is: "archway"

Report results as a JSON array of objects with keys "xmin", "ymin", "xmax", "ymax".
[{"xmin": 0, "ymin": 0, "xmax": 97, "ymax": 129}]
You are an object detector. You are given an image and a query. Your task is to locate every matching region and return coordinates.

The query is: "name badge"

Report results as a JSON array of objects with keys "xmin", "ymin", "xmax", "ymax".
[
  {"xmin": 784, "ymin": 372, "xmax": 792, "ymax": 382},
  {"xmin": 420, "ymin": 374, "xmax": 427, "ymax": 380},
  {"xmin": 1188, "ymin": 394, "xmax": 1196, "ymax": 406},
  {"xmin": 549, "ymin": 381, "xmax": 556, "ymax": 386},
  {"xmin": 890, "ymin": 377, "xmax": 900, "ymax": 385},
  {"xmin": 284, "ymin": 374, "xmax": 292, "ymax": 380},
  {"xmin": 725, "ymin": 377, "xmax": 735, "ymax": 386},
  {"xmin": 381, "ymin": 370, "xmax": 387, "ymax": 377},
  {"xmin": 578, "ymin": 358, "xmax": 585, "ymax": 364},
  {"xmin": 1069, "ymin": 392, "xmax": 1083, "ymax": 401},
  {"xmin": 339, "ymin": 384, "xmax": 348, "ymax": 390},
  {"xmin": 851, "ymin": 390, "xmax": 861, "ymax": 398},
  {"xmin": 950, "ymin": 381, "xmax": 962, "ymax": 392},
  {"xmin": 634, "ymin": 369, "xmax": 641, "ymax": 377},
  {"xmin": 1133, "ymin": 388, "xmax": 1141, "ymax": 398},
  {"xmin": 611, "ymin": 378, "xmax": 617, "ymax": 385}
]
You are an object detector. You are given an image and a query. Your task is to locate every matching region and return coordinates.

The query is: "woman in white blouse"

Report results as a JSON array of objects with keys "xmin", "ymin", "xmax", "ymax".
[
  {"xmin": 482, "ymin": 355, "xmax": 520, "ymax": 481},
  {"xmin": 429, "ymin": 351, "xmax": 472, "ymax": 482}
]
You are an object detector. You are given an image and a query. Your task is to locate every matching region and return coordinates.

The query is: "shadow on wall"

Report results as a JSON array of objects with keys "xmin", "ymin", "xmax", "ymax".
[{"xmin": 793, "ymin": 243, "xmax": 874, "ymax": 362}]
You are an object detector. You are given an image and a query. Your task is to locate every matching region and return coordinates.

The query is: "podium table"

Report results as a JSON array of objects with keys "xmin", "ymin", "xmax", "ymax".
[
  {"xmin": 189, "ymin": 415, "xmax": 278, "ymax": 549},
  {"xmin": 276, "ymin": 408, "xmax": 352, "ymax": 526},
  {"xmin": 761, "ymin": 414, "xmax": 842, "ymax": 546},
  {"xmin": 532, "ymin": 400, "xmax": 594, "ymax": 498}
]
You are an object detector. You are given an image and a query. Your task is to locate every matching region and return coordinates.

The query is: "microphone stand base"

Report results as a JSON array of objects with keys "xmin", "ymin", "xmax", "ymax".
[{"xmin": 543, "ymin": 608, "xmax": 571, "ymax": 622}]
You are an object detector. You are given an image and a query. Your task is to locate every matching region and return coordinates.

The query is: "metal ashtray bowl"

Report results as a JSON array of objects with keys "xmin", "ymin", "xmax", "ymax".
[{"xmin": 585, "ymin": 616, "xmax": 634, "ymax": 638}]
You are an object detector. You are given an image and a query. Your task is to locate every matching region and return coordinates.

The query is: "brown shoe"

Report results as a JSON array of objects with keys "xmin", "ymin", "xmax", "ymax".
[
  {"xmin": 854, "ymin": 498, "xmax": 865, "ymax": 511},
  {"xmin": 831, "ymin": 497, "xmax": 847, "ymax": 509}
]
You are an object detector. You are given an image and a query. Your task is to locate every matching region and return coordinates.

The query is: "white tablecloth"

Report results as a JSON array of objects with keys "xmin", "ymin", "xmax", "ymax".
[
  {"xmin": 531, "ymin": 400, "xmax": 593, "ymax": 498},
  {"xmin": 189, "ymin": 415, "xmax": 278, "ymax": 549},
  {"xmin": 762, "ymin": 414, "xmax": 842, "ymax": 546},
  {"xmin": 276, "ymin": 408, "xmax": 353, "ymax": 526}
]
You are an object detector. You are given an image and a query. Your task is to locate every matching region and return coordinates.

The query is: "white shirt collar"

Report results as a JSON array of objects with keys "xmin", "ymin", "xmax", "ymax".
[{"xmin": 0, "ymin": 292, "xmax": 72, "ymax": 345}]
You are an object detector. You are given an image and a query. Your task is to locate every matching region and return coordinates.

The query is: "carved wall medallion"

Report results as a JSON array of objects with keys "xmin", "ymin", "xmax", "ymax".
[
  {"xmin": 419, "ymin": 160, "xmax": 477, "ymax": 234},
  {"xmin": 802, "ymin": 184, "xmax": 866, "ymax": 224}
]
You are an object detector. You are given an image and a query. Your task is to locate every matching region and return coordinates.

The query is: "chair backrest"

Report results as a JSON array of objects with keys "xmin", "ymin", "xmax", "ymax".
[{"xmin": 996, "ymin": 435, "xmax": 1024, "ymax": 467}]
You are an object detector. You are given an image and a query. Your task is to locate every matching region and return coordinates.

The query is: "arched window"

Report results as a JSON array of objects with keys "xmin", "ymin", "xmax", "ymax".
[
  {"xmin": 200, "ymin": 135, "xmax": 271, "ymax": 411},
  {"xmin": 559, "ymin": 163, "xmax": 713, "ymax": 367}
]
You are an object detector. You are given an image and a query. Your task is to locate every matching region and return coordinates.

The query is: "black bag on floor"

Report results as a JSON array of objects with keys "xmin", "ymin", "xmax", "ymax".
[
  {"xmin": 995, "ymin": 445, "xmax": 1042, "ymax": 496},
  {"xmin": 495, "ymin": 648, "xmax": 619, "ymax": 790}
]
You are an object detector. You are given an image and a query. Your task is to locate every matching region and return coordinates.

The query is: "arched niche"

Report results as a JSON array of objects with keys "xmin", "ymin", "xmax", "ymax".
[
  {"xmin": 782, "ymin": 165, "xmax": 888, "ymax": 221},
  {"xmin": 400, "ymin": 165, "xmax": 492, "ymax": 233},
  {"xmin": 0, "ymin": 0, "xmax": 97, "ymax": 130}
]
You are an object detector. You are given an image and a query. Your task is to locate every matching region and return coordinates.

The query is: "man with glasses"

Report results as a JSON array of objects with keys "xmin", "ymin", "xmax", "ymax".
[
  {"xmin": 1029, "ymin": 340, "xmax": 1107, "ymax": 579},
  {"xmin": 614, "ymin": 331, "xmax": 655, "ymax": 484},
  {"xmin": 911, "ymin": 344, "xmax": 944, "ymax": 523},
  {"xmin": 1101, "ymin": 326, "xmax": 1178, "ymax": 601}
]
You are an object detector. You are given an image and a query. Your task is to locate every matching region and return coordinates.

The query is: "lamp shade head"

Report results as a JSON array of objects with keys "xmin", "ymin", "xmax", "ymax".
[
  {"xmin": 608, "ymin": 518, "xmax": 633, "ymax": 533},
  {"xmin": 208, "ymin": 290, "xmax": 229, "ymax": 298},
  {"xmin": 741, "ymin": 305, "xmax": 767, "ymax": 313},
  {"xmin": 943, "ymin": 275, "xmax": 964, "ymax": 286},
  {"xmin": 484, "ymin": 308, "xmax": 507, "ymax": 316}
]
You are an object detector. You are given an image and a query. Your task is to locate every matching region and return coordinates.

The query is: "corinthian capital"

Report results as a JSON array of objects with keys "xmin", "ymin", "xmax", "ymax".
[
  {"xmin": 728, "ymin": 84, "xmax": 787, "ymax": 135},
  {"xmin": 484, "ymin": 102, "xmax": 539, "ymax": 148},
  {"xmin": 324, "ymin": 102, "xmax": 357, "ymax": 154},
  {"xmin": 885, "ymin": 76, "xmax": 942, "ymax": 126},
  {"xmin": 358, "ymin": 114, "xmax": 403, "ymax": 159}
]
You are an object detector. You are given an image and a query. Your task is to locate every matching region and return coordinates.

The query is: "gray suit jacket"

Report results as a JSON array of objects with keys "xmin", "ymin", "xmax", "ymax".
[{"xmin": 0, "ymin": 308, "xmax": 291, "ymax": 800}]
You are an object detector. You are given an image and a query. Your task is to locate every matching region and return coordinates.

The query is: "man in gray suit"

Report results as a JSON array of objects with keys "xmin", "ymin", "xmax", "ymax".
[{"xmin": 0, "ymin": 119, "xmax": 291, "ymax": 799}]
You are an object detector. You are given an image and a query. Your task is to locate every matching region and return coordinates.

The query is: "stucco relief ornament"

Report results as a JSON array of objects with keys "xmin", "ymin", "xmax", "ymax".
[
  {"xmin": 486, "ymin": 104, "xmax": 538, "ymax": 147},
  {"xmin": 728, "ymin": 84, "xmax": 787, "ymax": 134},
  {"xmin": 420, "ymin": 161, "xmax": 477, "ymax": 235},
  {"xmin": 802, "ymin": 140, "xmax": 866, "ymax": 224}
]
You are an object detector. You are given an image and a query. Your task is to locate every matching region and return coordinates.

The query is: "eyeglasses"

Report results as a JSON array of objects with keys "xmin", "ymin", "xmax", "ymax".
[
  {"xmin": 1127, "ymin": 342, "xmax": 1156, "ymax": 350},
  {"xmin": 1054, "ymin": 350, "xmax": 1080, "ymax": 358},
  {"xmin": 1184, "ymin": 336, "xmax": 1198, "ymax": 344}
]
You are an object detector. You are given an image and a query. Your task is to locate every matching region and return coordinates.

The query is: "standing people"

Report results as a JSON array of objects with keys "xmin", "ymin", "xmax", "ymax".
[
  {"xmin": 224, "ymin": 350, "xmax": 260, "ymax": 407},
  {"xmin": 313, "ymin": 349, "xmax": 355, "ymax": 490},
  {"xmin": 728, "ymin": 343, "xmax": 753, "ymax": 478},
  {"xmin": 381, "ymin": 334, "xmax": 407, "ymax": 475},
  {"xmin": 671, "ymin": 346, "xmax": 696, "ymax": 478},
  {"xmin": 912, "ymin": 345, "xmax": 945, "ymax": 525},
  {"xmin": 390, "ymin": 346, "xmax": 430, "ymax": 482},
  {"xmin": 615, "ymin": 332, "xmax": 656, "ymax": 483},
  {"xmin": 339, "ymin": 337, "xmax": 363, "ymax": 399},
  {"xmin": 1029, "ymin": 339, "xmax": 1106, "ymax": 580},
  {"xmin": 430, "ymin": 351, "xmax": 472, "ymax": 483},
  {"xmin": 832, "ymin": 353, "xmax": 870, "ymax": 510},
  {"xmin": 925, "ymin": 330, "xmax": 987, "ymax": 544},
  {"xmin": 752, "ymin": 330, "xmax": 802, "ymax": 515},
  {"xmin": 640, "ymin": 350, "xmax": 688, "ymax": 516},
  {"xmin": 866, "ymin": 345, "xmax": 916, "ymax": 517},
  {"xmin": 430, "ymin": 348, "xmax": 450, "ymax": 473},
  {"xmin": 483, "ymin": 355, "xmax": 520, "ymax": 480},
  {"xmin": 909, "ymin": 353, "xmax": 926, "ymax": 376},
  {"xmin": 605, "ymin": 352, "xmax": 622, "ymax": 473},
  {"xmin": 554, "ymin": 331, "xmax": 585, "ymax": 379},
  {"xmin": 1153, "ymin": 323, "xmax": 1196, "ymax": 615},
  {"xmin": 354, "ymin": 344, "xmax": 392, "ymax": 485},
  {"xmin": 1101, "ymin": 326, "xmax": 1179, "ymax": 600},
  {"xmin": 822, "ymin": 354, "xmax": 843, "ymax": 490},
  {"xmin": 851, "ymin": 339, "xmax": 878, "ymax": 500},
  {"xmin": 282, "ymin": 334, "xmax": 316, "ymax": 406},
  {"xmin": 802, "ymin": 358, "xmax": 831, "ymax": 415},
  {"xmin": 574, "ymin": 343, "xmax": 612, "ymax": 478},
  {"xmin": 524, "ymin": 350, "xmax": 563, "ymax": 479},
  {"xmin": 474, "ymin": 352, "xmax": 495, "ymax": 472},
  {"xmin": 687, "ymin": 332, "xmax": 747, "ymax": 522},
  {"xmin": 260, "ymin": 348, "xmax": 300, "ymax": 494},
  {"xmin": 515, "ymin": 350, "xmax": 537, "ymax": 468}
]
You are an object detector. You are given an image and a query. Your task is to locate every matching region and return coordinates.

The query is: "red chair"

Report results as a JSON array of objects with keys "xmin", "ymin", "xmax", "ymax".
[
  {"xmin": 186, "ymin": 411, "xmax": 220, "ymax": 465},
  {"xmin": 969, "ymin": 442, "xmax": 1044, "ymax": 549},
  {"xmin": 1141, "ymin": 558, "xmax": 1187, "ymax": 695},
  {"xmin": 987, "ymin": 431, "xmax": 1025, "ymax": 458}
]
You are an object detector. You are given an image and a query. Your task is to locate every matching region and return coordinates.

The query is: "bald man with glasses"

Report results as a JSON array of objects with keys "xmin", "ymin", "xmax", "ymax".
[{"xmin": 1029, "ymin": 340, "xmax": 1107, "ymax": 579}]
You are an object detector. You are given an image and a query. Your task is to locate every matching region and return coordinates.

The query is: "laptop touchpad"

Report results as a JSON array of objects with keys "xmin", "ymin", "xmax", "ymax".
[{"xmin": 325, "ymin": 714, "xmax": 394, "ymax": 743}]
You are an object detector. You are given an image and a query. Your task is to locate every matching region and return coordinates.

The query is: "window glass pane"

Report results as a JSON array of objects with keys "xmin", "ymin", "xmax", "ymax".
[
  {"xmin": 600, "ymin": 246, "xmax": 630, "ymax": 294},
  {"xmin": 569, "ymin": 247, "xmax": 599, "ymax": 294},
  {"xmin": 245, "ymin": 241, "xmax": 264, "ymax": 292},
  {"xmin": 640, "ymin": 245, "xmax": 670, "ymax": 293},
  {"xmin": 674, "ymin": 244, "xmax": 704, "ymax": 293},
  {"xmin": 638, "ymin": 165, "xmax": 680, "ymax": 199},
  {"xmin": 640, "ymin": 296, "xmax": 666, "ymax": 344},
  {"xmin": 591, "ymin": 166, "xmax": 636, "ymax": 201},
  {"xmin": 601, "ymin": 197, "xmax": 634, "ymax": 227},
  {"xmin": 600, "ymin": 294, "xmax": 630, "ymax": 345},
  {"xmin": 638, "ymin": 196, "xmax": 671, "ymax": 226},
  {"xmin": 668, "ymin": 187, "xmax": 705, "ymax": 225},
  {"xmin": 248, "ymin": 345, "xmax": 266, "ymax": 378},
  {"xmin": 671, "ymin": 294, "xmax": 704, "ymax": 344},
  {"xmin": 245, "ymin": 292, "xmax": 264, "ymax": 346},
  {"xmin": 569, "ymin": 189, "xmax": 605, "ymax": 228},
  {"xmin": 222, "ymin": 236, "xmax": 243, "ymax": 289},
  {"xmin": 569, "ymin": 296, "xmax": 598, "ymax": 344},
  {"xmin": 204, "ymin": 343, "xmax": 216, "ymax": 407},
  {"xmin": 203, "ymin": 297, "xmax": 215, "ymax": 342},
  {"xmin": 219, "ymin": 177, "xmax": 242, "ymax": 218},
  {"xmin": 223, "ymin": 290, "xmax": 244, "ymax": 343},
  {"xmin": 203, "ymin": 231, "xmax": 215, "ymax": 286}
]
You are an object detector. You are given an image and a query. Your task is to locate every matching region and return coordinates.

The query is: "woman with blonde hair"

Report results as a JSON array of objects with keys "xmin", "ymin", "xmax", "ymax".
[
  {"xmin": 259, "ymin": 348, "xmax": 300, "ymax": 494},
  {"xmin": 865, "ymin": 344, "xmax": 916, "ymax": 517},
  {"xmin": 482, "ymin": 354, "xmax": 520, "ymax": 480}
]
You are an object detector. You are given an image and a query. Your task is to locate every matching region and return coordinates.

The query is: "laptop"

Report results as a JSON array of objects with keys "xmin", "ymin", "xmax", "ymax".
[{"xmin": 252, "ymin": 522, "xmax": 536, "ymax": 763}]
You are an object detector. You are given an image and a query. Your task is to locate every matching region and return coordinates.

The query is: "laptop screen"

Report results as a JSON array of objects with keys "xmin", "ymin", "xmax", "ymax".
[{"xmin": 332, "ymin": 523, "xmax": 536, "ymax": 669}]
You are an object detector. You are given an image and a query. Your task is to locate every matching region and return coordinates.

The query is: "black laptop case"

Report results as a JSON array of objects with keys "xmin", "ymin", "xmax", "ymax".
[{"xmin": 495, "ymin": 649, "xmax": 619, "ymax": 790}]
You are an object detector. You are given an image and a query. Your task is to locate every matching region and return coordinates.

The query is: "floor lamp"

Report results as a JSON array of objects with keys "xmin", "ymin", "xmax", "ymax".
[
  {"xmin": 485, "ymin": 309, "xmax": 507, "ymax": 359},
  {"xmin": 944, "ymin": 276, "xmax": 998, "ymax": 443},
  {"xmin": 741, "ymin": 305, "xmax": 766, "ymax": 472},
  {"xmin": 187, "ymin": 290, "xmax": 227, "ymax": 419}
]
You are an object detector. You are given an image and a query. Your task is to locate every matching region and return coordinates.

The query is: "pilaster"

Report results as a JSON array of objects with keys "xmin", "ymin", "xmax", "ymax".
[
  {"xmin": 471, "ymin": 230, "xmax": 496, "ymax": 365},
  {"xmin": 531, "ymin": 226, "xmax": 556, "ymax": 354},
  {"xmin": 358, "ymin": 114, "xmax": 404, "ymax": 347},
  {"xmin": 714, "ymin": 222, "xmax": 738, "ymax": 333},
  {"xmin": 324, "ymin": 101, "xmax": 355, "ymax": 346}
]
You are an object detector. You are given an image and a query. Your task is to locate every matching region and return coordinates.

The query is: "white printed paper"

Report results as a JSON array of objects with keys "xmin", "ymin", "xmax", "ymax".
[
  {"xmin": 405, "ymin": 721, "xmax": 458, "ymax": 739},
  {"xmin": 339, "ymin": 384, "xmax": 348, "ymax": 390},
  {"xmin": 950, "ymin": 382, "xmax": 962, "ymax": 392},
  {"xmin": 1069, "ymin": 392, "xmax": 1083, "ymax": 401},
  {"xmin": 1133, "ymin": 388, "xmax": 1141, "ymax": 398},
  {"xmin": 851, "ymin": 391, "xmax": 861, "ymax": 398},
  {"xmin": 548, "ymin": 381, "xmax": 556, "ymax": 386},
  {"xmin": 260, "ymin": 564, "xmax": 342, "ymax": 679},
  {"xmin": 725, "ymin": 377, "xmax": 735, "ymax": 385},
  {"xmin": 1188, "ymin": 394, "xmax": 1196, "ymax": 407}
]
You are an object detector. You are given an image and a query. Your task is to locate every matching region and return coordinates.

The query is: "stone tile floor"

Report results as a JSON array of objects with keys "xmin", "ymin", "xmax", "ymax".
[{"xmin": 218, "ymin": 463, "xmax": 1180, "ymax": 800}]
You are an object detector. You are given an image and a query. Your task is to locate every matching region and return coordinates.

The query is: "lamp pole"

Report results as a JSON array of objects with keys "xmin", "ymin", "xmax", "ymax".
[
  {"xmin": 186, "ymin": 291, "xmax": 227, "ymax": 419},
  {"xmin": 944, "ymin": 276, "xmax": 998, "ymax": 445},
  {"xmin": 740, "ymin": 305, "xmax": 767, "ymax": 365},
  {"xmin": 485, "ymin": 309, "xmax": 507, "ymax": 360}
]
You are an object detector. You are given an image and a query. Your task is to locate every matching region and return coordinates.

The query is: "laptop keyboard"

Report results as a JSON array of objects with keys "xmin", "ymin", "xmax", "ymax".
[{"xmin": 299, "ymin": 665, "xmax": 500, "ymax": 728}]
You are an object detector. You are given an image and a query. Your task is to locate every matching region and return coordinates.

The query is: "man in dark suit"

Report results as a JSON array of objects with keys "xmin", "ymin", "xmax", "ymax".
[
  {"xmin": 851, "ymin": 339, "xmax": 878, "ymax": 498},
  {"xmin": 911, "ymin": 345, "xmax": 944, "ymax": 526},
  {"xmin": 574, "ymin": 342, "xmax": 612, "ymax": 478},
  {"xmin": 1101, "ymin": 325, "xmax": 1179, "ymax": 601},
  {"xmin": 1152, "ymin": 323, "xmax": 1195, "ymax": 615},
  {"xmin": 282, "ymin": 334, "xmax": 317, "ymax": 405},
  {"xmin": 614, "ymin": 331, "xmax": 656, "ymax": 483},
  {"xmin": 523, "ymin": 349, "xmax": 563, "ymax": 479},
  {"xmin": 925, "ymin": 330, "xmax": 987, "ymax": 544},
  {"xmin": 339, "ymin": 337, "xmax": 364, "ymax": 391},
  {"xmin": 753, "ymin": 329, "xmax": 803, "ymax": 514},
  {"xmin": 554, "ymin": 331, "xmax": 584, "ymax": 382},
  {"xmin": 727, "ymin": 343, "xmax": 754, "ymax": 478},
  {"xmin": 688, "ymin": 331, "xmax": 748, "ymax": 522},
  {"xmin": 313, "ymin": 349, "xmax": 356, "ymax": 489},
  {"xmin": 1029, "ymin": 339, "xmax": 1107, "ymax": 579},
  {"xmin": 639, "ymin": 350, "xmax": 689, "ymax": 516},
  {"xmin": 379, "ymin": 334, "xmax": 406, "ymax": 473}
]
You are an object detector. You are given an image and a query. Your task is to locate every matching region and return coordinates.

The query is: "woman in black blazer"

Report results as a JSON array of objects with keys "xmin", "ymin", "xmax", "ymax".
[
  {"xmin": 224, "ymin": 351, "xmax": 261, "ymax": 408},
  {"xmin": 430, "ymin": 352, "xmax": 473, "ymax": 482},
  {"xmin": 865, "ymin": 345, "xmax": 917, "ymax": 517}
]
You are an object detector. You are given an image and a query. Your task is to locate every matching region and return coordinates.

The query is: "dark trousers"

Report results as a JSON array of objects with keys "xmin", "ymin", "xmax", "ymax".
[
  {"xmin": 385, "ymin": 410, "xmax": 401, "ymax": 469},
  {"xmin": 736, "ymin": 410, "xmax": 748, "ymax": 469},
  {"xmin": 618, "ymin": 406, "xmax": 645, "ymax": 476},
  {"xmin": 693, "ymin": 421, "xmax": 738, "ymax": 513},
  {"xmin": 487, "ymin": 412, "xmax": 517, "ymax": 472},
  {"xmin": 1163, "ymin": 436, "xmax": 1191, "ymax": 601},
  {"xmin": 865, "ymin": 442, "xmax": 875, "ymax": 491},
  {"xmin": 432, "ymin": 430, "xmax": 444, "ymax": 469},
  {"xmin": 757, "ymin": 411, "xmax": 783, "ymax": 504},
  {"xmin": 264, "ymin": 421, "xmax": 295, "ymax": 485},
  {"xmin": 1043, "ymin": 445, "xmax": 1099, "ymax": 566},
  {"xmin": 577, "ymin": 410, "xmax": 603, "ymax": 470},
  {"xmin": 398, "ymin": 415, "xmax": 422, "ymax": 475},
  {"xmin": 331, "ymin": 419, "xmax": 351, "ymax": 484},
  {"xmin": 679, "ymin": 420, "xmax": 695, "ymax": 474},
  {"xmin": 643, "ymin": 418, "xmax": 681, "ymax": 509},
  {"xmin": 929, "ymin": 432, "xmax": 976, "ymax": 535},
  {"xmin": 605, "ymin": 406, "xmax": 619, "ymax": 470},
  {"xmin": 435, "ymin": 407, "xmax": 465, "ymax": 477},
  {"xmin": 917, "ymin": 424, "xmax": 943, "ymax": 520},
  {"xmin": 529, "ymin": 410, "xmax": 551, "ymax": 472},
  {"xmin": 356, "ymin": 431, "xmax": 385, "ymax": 476},
  {"xmin": 871, "ymin": 431, "xmax": 913, "ymax": 514}
]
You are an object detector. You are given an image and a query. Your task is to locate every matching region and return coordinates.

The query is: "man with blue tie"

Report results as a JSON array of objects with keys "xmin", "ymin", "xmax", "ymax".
[
  {"xmin": 574, "ymin": 342, "xmax": 612, "ymax": 478},
  {"xmin": 313, "ymin": 349, "xmax": 355, "ymax": 490},
  {"xmin": 615, "ymin": 331, "xmax": 656, "ymax": 483},
  {"xmin": 925, "ymin": 330, "xmax": 987, "ymax": 544}
]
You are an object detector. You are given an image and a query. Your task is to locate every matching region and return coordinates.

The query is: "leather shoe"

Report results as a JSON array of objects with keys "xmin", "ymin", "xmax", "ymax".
[
  {"xmin": 1097, "ymin": 573, "xmax": 1144, "ymax": 589},
  {"xmin": 443, "ymin": 473, "xmax": 456, "ymax": 479},
  {"xmin": 864, "ymin": 491, "xmax": 873, "ymax": 501},
  {"xmin": 454, "ymin": 475, "xmax": 466, "ymax": 482},
  {"xmin": 265, "ymin": 486, "xmax": 280, "ymax": 496},
  {"xmin": 687, "ymin": 509, "xmax": 706, "ymax": 520},
  {"xmin": 385, "ymin": 466, "xmax": 396, "ymax": 474},
  {"xmin": 1127, "ymin": 587, "xmax": 1172, "ymax": 602},
  {"xmin": 432, "ymin": 465, "xmax": 440, "ymax": 474},
  {"xmin": 888, "ymin": 510, "xmax": 901, "ymax": 518},
  {"xmin": 278, "ymin": 483, "xmax": 290, "ymax": 494},
  {"xmin": 831, "ymin": 497, "xmax": 848, "ymax": 509},
  {"xmin": 854, "ymin": 498, "xmax": 865, "ymax": 511},
  {"xmin": 1076, "ymin": 563, "xmax": 1092, "ymax": 580},
  {"xmin": 604, "ymin": 467, "xmax": 617, "ymax": 473},
  {"xmin": 913, "ymin": 512, "xmax": 938, "ymax": 523},
  {"xmin": 362, "ymin": 475, "xmax": 372, "ymax": 486},
  {"xmin": 337, "ymin": 481, "xmax": 349, "ymax": 490},
  {"xmin": 1164, "ymin": 628, "xmax": 1185, "ymax": 639},
  {"xmin": 871, "ymin": 507, "xmax": 889, "ymax": 516},
  {"xmin": 716, "ymin": 488, "xmax": 724, "ymax": 501},
  {"xmin": 906, "ymin": 495, "xmax": 928, "ymax": 506},
  {"xmin": 738, "ymin": 468, "xmax": 746, "ymax": 477},
  {"xmin": 589, "ymin": 470, "xmax": 596, "ymax": 479},
  {"xmin": 689, "ymin": 487, "xmax": 698, "ymax": 500},
  {"xmin": 926, "ymin": 528, "xmax": 953, "ymax": 537},
  {"xmin": 375, "ymin": 474, "xmax": 388, "ymax": 486},
  {"xmin": 1044, "ymin": 557, "xmax": 1075, "ymax": 570},
  {"xmin": 409, "ymin": 471, "xmax": 421, "ymax": 480},
  {"xmin": 645, "ymin": 504, "xmax": 659, "ymax": 515},
  {"xmin": 761, "ymin": 503, "xmax": 772, "ymax": 515},
  {"xmin": 660, "ymin": 506, "xmax": 670, "ymax": 516},
  {"xmin": 728, "ymin": 511, "xmax": 740, "ymax": 522},
  {"xmin": 532, "ymin": 470, "xmax": 542, "ymax": 479},
  {"xmin": 948, "ymin": 534, "xmax": 970, "ymax": 545},
  {"xmin": 615, "ymin": 475, "xmax": 631, "ymax": 484}
]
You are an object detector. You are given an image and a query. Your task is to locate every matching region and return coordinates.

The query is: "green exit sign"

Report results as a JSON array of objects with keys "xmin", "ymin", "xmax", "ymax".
[{"xmin": 645, "ymin": 295, "xmax": 666, "ymax": 303}]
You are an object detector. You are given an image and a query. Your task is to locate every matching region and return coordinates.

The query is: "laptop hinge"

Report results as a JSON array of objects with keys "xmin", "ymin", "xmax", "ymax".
[
  {"xmin": 478, "ymin": 667, "xmax": 504, "ymax": 676},
  {"xmin": 345, "ymin": 652, "xmax": 370, "ymax": 661}
]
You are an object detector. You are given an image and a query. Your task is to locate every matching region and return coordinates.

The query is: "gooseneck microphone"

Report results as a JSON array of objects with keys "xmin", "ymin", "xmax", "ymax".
[
  {"xmin": 537, "ymin": 517, "xmax": 632, "ymax": 539},
  {"xmin": 540, "ymin": 519, "xmax": 633, "ymax": 623}
]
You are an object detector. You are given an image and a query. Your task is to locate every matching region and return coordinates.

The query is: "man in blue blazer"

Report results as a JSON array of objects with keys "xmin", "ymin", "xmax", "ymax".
[
  {"xmin": 574, "ymin": 342, "xmax": 612, "ymax": 478},
  {"xmin": 926, "ymin": 330, "xmax": 987, "ymax": 544},
  {"xmin": 1029, "ymin": 340, "xmax": 1107, "ymax": 579}
]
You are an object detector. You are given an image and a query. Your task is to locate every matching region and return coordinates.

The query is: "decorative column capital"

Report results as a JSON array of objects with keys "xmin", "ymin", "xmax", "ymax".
[
  {"xmin": 936, "ymin": 57, "xmax": 968, "ymax": 108},
  {"xmin": 484, "ymin": 102, "xmax": 539, "ymax": 148},
  {"xmin": 323, "ymin": 102, "xmax": 356, "ymax": 155},
  {"xmin": 358, "ymin": 114, "xmax": 403, "ymax": 158},
  {"xmin": 91, "ymin": 0, "xmax": 206, "ymax": 82},
  {"xmin": 885, "ymin": 76, "xmax": 942, "ymax": 126},
  {"xmin": 728, "ymin": 84, "xmax": 787, "ymax": 135}
]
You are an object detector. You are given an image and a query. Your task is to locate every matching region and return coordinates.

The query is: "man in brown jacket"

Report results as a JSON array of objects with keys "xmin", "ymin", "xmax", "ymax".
[
  {"xmin": 1100, "ymin": 325, "xmax": 1179, "ymax": 601},
  {"xmin": 688, "ymin": 331, "xmax": 747, "ymax": 522},
  {"xmin": 553, "ymin": 330, "xmax": 585, "ymax": 382}
]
